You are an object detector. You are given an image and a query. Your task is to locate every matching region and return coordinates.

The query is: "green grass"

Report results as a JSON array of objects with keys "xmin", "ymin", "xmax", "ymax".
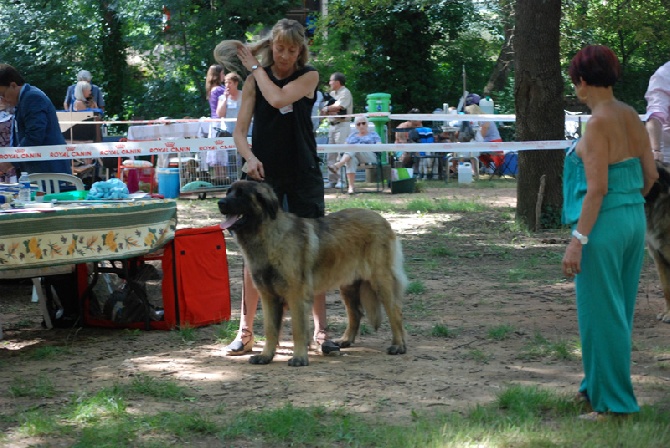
[
  {"xmin": 214, "ymin": 319, "xmax": 241, "ymax": 344},
  {"xmin": 405, "ymin": 197, "xmax": 489, "ymax": 213},
  {"xmin": 9, "ymin": 375, "xmax": 57, "ymax": 398},
  {"xmin": 359, "ymin": 322, "xmax": 372, "ymax": 335},
  {"xmin": 5, "ymin": 383, "xmax": 670, "ymax": 447},
  {"xmin": 326, "ymin": 195, "xmax": 492, "ymax": 214},
  {"xmin": 488, "ymin": 324, "xmax": 515, "ymax": 341},
  {"xmin": 466, "ymin": 348, "xmax": 492, "ymax": 364},
  {"xmin": 176, "ymin": 325, "xmax": 196, "ymax": 343},
  {"xmin": 406, "ymin": 280, "xmax": 425, "ymax": 295},
  {"xmin": 431, "ymin": 323, "xmax": 458, "ymax": 338},
  {"xmin": 429, "ymin": 245, "xmax": 454, "ymax": 257},
  {"xmin": 27, "ymin": 345, "xmax": 70, "ymax": 360},
  {"xmin": 519, "ymin": 332, "xmax": 579, "ymax": 361},
  {"xmin": 125, "ymin": 374, "xmax": 192, "ymax": 400}
]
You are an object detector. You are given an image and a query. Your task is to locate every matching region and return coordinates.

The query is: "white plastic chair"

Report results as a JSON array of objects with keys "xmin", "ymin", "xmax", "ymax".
[
  {"xmin": 27, "ymin": 173, "xmax": 84, "ymax": 194},
  {"xmin": 21, "ymin": 174, "xmax": 84, "ymax": 329}
]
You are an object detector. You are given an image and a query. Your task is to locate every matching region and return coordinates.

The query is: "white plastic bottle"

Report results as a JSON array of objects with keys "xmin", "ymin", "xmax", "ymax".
[
  {"xmin": 479, "ymin": 96, "xmax": 495, "ymax": 115},
  {"xmin": 18, "ymin": 172, "xmax": 31, "ymax": 203}
]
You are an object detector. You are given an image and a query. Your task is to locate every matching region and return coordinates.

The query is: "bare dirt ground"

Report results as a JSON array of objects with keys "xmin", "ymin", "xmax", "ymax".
[{"xmin": 2, "ymin": 184, "xmax": 670, "ymax": 443}]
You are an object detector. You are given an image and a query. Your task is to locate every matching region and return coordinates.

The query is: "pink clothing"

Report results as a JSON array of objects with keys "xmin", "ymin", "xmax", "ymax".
[{"xmin": 645, "ymin": 61, "xmax": 670, "ymax": 161}]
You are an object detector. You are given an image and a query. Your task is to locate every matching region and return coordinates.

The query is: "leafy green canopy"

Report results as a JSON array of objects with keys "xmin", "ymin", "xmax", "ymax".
[
  {"xmin": 310, "ymin": 0, "xmax": 498, "ymax": 115},
  {"xmin": 0, "ymin": 0, "xmax": 299, "ymax": 121}
]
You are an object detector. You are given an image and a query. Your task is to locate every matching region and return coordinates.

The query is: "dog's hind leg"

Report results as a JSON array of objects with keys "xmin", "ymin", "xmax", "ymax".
[
  {"xmin": 651, "ymin": 249, "xmax": 670, "ymax": 323},
  {"xmin": 336, "ymin": 281, "xmax": 364, "ymax": 348},
  {"xmin": 374, "ymin": 275, "xmax": 407, "ymax": 355},
  {"xmin": 249, "ymin": 295, "xmax": 283, "ymax": 365}
]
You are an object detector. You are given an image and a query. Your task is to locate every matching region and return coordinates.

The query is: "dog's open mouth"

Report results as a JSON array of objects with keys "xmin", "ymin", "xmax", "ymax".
[{"xmin": 220, "ymin": 214, "xmax": 242, "ymax": 230}]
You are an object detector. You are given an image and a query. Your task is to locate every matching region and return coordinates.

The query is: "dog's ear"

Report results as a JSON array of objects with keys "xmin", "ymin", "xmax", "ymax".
[{"xmin": 255, "ymin": 186, "xmax": 279, "ymax": 220}]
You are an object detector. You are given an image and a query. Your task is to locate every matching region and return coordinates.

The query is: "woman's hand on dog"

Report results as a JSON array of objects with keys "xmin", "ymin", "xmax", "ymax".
[
  {"xmin": 562, "ymin": 240, "xmax": 582, "ymax": 279},
  {"xmin": 246, "ymin": 155, "xmax": 265, "ymax": 181}
]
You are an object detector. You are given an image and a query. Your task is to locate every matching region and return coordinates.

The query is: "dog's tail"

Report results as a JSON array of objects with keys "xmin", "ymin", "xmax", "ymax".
[
  {"xmin": 392, "ymin": 238, "xmax": 408, "ymax": 298},
  {"xmin": 360, "ymin": 239, "xmax": 407, "ymax": 331}
]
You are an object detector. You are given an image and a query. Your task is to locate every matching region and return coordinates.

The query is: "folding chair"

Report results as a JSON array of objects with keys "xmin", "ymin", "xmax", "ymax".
[{"xmin": 489, "ymin": 152, "xmax": 518, "ymax": 179}]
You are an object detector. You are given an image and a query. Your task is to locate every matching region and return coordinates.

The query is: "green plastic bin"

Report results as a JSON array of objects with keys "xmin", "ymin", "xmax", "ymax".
[{"xmin": 366, "ymin": 92, "xmax": 391, "ymax": 114}]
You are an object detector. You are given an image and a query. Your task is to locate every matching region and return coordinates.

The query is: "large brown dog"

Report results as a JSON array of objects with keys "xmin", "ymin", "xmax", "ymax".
[
  {"xmin": 645, "ymin": 161, "xmax": 670, "ymax": 323},
  {"xmin": 218, "ymin": 180, "xmax": 407, "ymax": 366}
]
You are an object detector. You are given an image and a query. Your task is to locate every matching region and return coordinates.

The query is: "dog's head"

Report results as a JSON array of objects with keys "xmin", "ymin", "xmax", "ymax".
[{"xmin": 218, "ymin": 180, "xmax": 279, "ymax": 233}]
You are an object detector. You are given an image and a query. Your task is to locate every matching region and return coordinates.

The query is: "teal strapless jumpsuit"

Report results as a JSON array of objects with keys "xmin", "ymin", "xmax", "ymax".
[{"xmin": 562, "ymin": 141, "xmax": 645, "ymax": 414}]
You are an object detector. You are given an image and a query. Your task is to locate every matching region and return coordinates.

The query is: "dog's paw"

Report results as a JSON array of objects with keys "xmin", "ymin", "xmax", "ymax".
[
  {"xmin": 249, "ymin": 354, "xmax": 274, "ymax": 365},
  {"xmin": 658, "ymin": 312, "xmax": 670, "ymax": 323},
  {"xmin": 288, "ymin": 356, "xmax": 309, "ymax": 367},
  {"xmin": 335, "ymin": 338, "xmax": 352, "ymax": 348},
  {"xmin": 386, "ymin": 344, "xmax": 406, "ymax": 355}
]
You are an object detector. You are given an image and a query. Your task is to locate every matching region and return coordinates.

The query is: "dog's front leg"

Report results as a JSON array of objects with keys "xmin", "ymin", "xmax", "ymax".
[
  {"xmin": 249, "ymin": 295, "xmax": 283, "ymax": 365},
  {"xmin": 288, "ymin": 297, "xmax": 309, "ymax": 367}
]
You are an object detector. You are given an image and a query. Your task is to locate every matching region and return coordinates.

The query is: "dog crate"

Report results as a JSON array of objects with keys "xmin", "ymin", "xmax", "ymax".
[{"xmin": 168, "ymin": 151, "xmax": 240, "ymax": 198}]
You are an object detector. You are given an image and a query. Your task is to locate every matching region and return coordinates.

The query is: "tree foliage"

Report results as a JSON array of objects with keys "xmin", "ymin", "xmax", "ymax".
[
  {"xmin": 561, "ymin": 0, "xmax": 670, "ymax": 111},
  {"xmin": 1, "ymin": 0, "xmax": 669, "ymax": 125},
  {"xmin": 310, "ymin": 0, "xmax": 494, "ymax": 115},
  {"xmin": 0, "ymin": 0, "xmax": 299, "ymax": 121}
]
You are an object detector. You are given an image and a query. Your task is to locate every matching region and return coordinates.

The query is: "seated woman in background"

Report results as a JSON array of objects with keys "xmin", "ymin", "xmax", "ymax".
[
  {"xmin": 328, "ymin": 115, "xmax": 379, "ymax": 194},
  {"xmin": 71, "ymin": 80, "xmax": 100, "ymax": 184},
  {"xmin": 464, "ymin": 103, "xmax": 503, "ymax": 173},
  {"xmin": 72, "ymin": 81, "xmax": 98, "ymax": 111}
]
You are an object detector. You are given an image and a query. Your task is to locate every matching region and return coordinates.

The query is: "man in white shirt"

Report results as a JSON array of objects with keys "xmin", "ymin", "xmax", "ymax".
[{"xmin": 322, "ymin": 72, "xmax": 353, "ymax": 188}]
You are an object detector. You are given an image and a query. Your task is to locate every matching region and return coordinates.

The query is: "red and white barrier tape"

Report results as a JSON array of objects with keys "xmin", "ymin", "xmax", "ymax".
[{"xmin": 0, "ymin": 137, "xmax": 571, "ymax": 162}]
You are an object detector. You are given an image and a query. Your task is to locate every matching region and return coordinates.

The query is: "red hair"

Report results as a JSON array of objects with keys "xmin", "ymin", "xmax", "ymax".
[{"xmin": 569, "ymin": 45, "xmax": 620, "ymax": 87}]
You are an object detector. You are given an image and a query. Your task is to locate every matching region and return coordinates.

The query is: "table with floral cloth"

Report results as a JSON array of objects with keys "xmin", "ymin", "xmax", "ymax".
[{"xmin": 0, "ymin": 199, "xmax": 177, "ymax": 271}]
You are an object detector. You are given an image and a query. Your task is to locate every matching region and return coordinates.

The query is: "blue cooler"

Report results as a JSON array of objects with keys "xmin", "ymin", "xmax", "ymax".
[
  {"xmin": 502, "ymin": 153, "xmax": 518, "ymax": 176},
  {"xmin": 157, "ymin": 168, "xmax": 180, "ymax": 198}
]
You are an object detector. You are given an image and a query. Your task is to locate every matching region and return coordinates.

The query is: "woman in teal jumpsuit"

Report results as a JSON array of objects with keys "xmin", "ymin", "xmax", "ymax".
[{"xmin": 562, "ymin": 45, "xmax": 658, "ymax": 420}]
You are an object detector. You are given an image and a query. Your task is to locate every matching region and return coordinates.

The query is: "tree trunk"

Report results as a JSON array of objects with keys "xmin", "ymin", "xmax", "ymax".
[
  {"xmin": 514, "ymin": 0, "xmax": 565, "ymax": 230},
  {"xmin": 484, "ymin": 0, "xmax": 515, "ymax": 95},
  {"xmin": 99, "ymin": 1, "xmax": 127, "ymax": 118}
]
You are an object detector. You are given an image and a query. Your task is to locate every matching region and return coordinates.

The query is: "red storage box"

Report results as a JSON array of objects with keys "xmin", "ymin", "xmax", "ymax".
[
  {"xmin": 160, "ymin": 225, "xmax": 231, "ymax": 328},
  {"xmin": 83, "ymin": 225, "xmax": 231, "ymax": 330}
]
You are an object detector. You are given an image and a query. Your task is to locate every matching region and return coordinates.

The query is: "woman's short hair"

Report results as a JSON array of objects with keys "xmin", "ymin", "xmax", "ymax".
[
  {"xmin": 74, "ymin": 81, "xmax": 91, "ymax": 101},
  {"xmin": 354, "ymin": 115, "xmax": 368, "ymax": 125},
  {"xmin": 569, "ymin": 45, "xmax": 620, "ymax": 87}
]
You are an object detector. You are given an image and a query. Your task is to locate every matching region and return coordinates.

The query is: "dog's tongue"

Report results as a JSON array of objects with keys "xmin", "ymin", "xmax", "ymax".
[{"xmin": 220, "ymin": 215, "xmax": 241, "ymax": 229}]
